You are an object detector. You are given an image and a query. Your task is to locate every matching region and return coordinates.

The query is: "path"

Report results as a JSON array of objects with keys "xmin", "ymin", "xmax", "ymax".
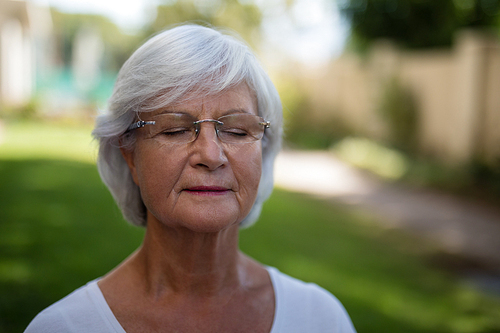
[{"xmin": 274, "ymin": 150, "xmax": 500, "ymax": 274}]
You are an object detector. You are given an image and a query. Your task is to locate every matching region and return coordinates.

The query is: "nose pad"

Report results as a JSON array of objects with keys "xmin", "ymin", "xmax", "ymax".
[
  {"xmin": 193, "ymin": 119, "xmax": 224, "ymax": 143},
  {"xmin": 190, "ymin": 120, "xmax": 228, "ymax": 170}
]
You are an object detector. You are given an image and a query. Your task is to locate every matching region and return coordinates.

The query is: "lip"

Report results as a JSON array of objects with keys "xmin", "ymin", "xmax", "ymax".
[{"xmin": 184, "ymin": 186, "xmax": 230, "ymax": 196}]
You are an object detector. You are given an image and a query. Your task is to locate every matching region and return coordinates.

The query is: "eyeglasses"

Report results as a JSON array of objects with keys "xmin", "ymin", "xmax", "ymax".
[{"xmin": 126, "ymin": 113, "xmax": 270, "ymax": 144}]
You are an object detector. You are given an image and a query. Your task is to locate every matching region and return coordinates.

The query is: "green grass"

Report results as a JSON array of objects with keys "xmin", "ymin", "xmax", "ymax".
[
  {"xmin": 0, "ymin": 120, "xmax": 97, "ymax": 163},
  {"xmin": 243, "ymin": 191, "xmax": 500, "ymax": 332},
  {"xmin": 1, "ymin": 120, "xmax": 499, "ymax": 333}
]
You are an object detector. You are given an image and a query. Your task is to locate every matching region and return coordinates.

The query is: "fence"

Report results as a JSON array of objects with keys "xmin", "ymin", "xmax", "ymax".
[{"xmin": 307, "ymin": 30, "xmax": 500, "ymax": 165}]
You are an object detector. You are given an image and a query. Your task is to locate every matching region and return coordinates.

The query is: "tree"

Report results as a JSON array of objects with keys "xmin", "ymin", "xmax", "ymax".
[
  {"xmin": 50, "ymin": 10, "xmax": 142, "ymax": 72},
  {"xmin": 146, "ymin": 0, "xmax": 262, "ymax": 48},
  {"xmin": 339, "ymin": 0, "xmax": 500, "ymax": 50}
]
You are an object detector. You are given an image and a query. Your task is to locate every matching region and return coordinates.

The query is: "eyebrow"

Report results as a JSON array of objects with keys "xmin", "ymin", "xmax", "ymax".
[
  {"xmin": 152, "ymin": 108, "xmax": 253, "ymax": 118},
  {"xmin": 220, "ymin": 109, "xmax": 253, "ymax": 116},
  {"xmin": 152, "ymin": 110, "xmax": 191, "ymax": 117}
]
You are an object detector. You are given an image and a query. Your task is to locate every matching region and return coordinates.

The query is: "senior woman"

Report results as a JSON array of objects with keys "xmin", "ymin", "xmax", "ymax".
[{"xmin": 25, "ymin": 24, "xmax": 356, "ymax": 332}]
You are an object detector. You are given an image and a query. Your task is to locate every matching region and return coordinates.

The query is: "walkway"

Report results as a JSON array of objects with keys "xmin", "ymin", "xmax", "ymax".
[{"xmin": 274, "ymin": 150, "xmax": 500, "ymax": 273}]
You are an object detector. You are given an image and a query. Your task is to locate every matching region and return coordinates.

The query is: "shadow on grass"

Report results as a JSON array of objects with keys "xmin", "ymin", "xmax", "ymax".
[
  {"xmin": 0, "ymin": 159, "xmax": 145, "ymax": 332},
  {"xmin": 1, "ymin": 158, "xmax": 499, "ymax": 333},
  {"xmin": 243, "ymin": 192, "xmax": 500, "ymax": 333}
]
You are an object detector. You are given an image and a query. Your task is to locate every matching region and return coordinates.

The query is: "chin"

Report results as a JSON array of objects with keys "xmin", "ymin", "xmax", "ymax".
[
  {"xmin": 149, "ymin": 208, "xmax": 244, "ymax": 234},
  {"xmin": 180, "ymin": 212, "xmax": 242, "ymax": 234}
]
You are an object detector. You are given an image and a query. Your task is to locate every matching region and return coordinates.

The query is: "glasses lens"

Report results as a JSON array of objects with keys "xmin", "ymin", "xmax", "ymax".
[
  {"xmin": 135, "ymin": 113, "xmax": 268, "ymax": 145},
  {"xmin": 216, "ymin": 114, "xmax": 266, "ymax": 144},
  {"xmin": 145, "ymin": 113, "xmax": 198, "ymax": 144}
]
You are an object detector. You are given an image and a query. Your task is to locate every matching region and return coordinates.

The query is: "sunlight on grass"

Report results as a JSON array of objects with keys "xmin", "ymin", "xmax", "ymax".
[
  {"xmin": 332, "ymin": 137, "xmax": 409, "ymax": 180},
  {"xmin": 1, "ymin": 121, "xmax": 499, "ymax": 333},
  {"xmin": 0, "ymin": 260, "xmax": 32, "ymax": 283},
  {"xmin": 0, "ymin": 120, "xmax": 96, "ymax": 163}
]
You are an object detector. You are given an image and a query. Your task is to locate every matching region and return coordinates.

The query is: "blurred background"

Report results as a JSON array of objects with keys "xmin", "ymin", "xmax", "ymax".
[{"xmin": 1, "ymin": 0, "xmax": 500, "ymax": 332}]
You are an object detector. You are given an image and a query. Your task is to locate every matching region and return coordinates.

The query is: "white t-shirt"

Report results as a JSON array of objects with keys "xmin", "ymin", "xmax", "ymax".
[{"xmin": 25, "ymin": 266, "xmax": 356, "ymax": 332}]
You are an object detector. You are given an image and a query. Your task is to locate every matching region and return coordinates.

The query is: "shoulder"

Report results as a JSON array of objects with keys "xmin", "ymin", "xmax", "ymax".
[
  {"xmin": 267, "ymin": 267, "xmax": 356, "ymax": 333},
  {"xmin": 24, "ymin": 280, "xmax": 118, "ymax": 333},
  {"xmin": 268, "ymin": 266, "xmax": 339, "ymax": 307}
]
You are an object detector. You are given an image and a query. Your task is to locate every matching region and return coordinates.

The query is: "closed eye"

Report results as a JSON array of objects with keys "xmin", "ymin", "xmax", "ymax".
[
  {"xmin": 160, "ymin": 127, "xmax": 192, "ymax": 136},
  {"xmin": 220, "ymin": 128, "xmax": 248, "ymax": 136}
]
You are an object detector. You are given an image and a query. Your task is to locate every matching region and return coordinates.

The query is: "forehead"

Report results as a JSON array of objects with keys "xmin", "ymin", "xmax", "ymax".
[{"xmin": 148, "ymin": 83, "xmax": 258, "ymax": 118}]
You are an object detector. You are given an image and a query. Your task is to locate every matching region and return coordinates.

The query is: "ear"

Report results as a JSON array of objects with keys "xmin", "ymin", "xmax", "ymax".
[{"xmin": 120, "ymin": 146, "xmax": 140, "ymax": 186}]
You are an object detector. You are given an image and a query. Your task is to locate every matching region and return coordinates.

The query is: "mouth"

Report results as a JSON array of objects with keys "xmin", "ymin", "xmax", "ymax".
[{"xmin": 184, "ymin": 186, "xmax": 231, "ymax": 196}]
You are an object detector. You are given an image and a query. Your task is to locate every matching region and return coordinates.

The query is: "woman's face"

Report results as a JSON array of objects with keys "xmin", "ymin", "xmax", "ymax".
[{"xmin": 121, "ymin": 83, "xmax": 262, "ymax": 233}]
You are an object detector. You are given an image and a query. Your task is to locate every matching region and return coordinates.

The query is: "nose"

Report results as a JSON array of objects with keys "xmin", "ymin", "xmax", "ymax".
[{"xmin": 189, "ymin": 122, "xmax": 228, "ymax": 170}]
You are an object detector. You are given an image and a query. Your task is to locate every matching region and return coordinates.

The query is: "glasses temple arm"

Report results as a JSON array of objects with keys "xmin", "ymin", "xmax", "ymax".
[
  {"xmin": 127, "ymin": 120, "xmax": 156, "ymax": 131},
  {"xmin": 259, "ymin": 121, "xmax": 271, "ymax": 128}
]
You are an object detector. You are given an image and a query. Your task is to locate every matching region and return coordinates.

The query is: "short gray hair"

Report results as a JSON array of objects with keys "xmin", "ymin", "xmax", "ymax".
[{"xmin": 92, "ymin": 24, "xmax": 282, "ymax": 228}]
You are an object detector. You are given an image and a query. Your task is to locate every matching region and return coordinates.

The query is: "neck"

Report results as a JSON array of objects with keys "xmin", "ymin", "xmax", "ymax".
[{"xmin": 133, "ymin": 216, "xmax": 244, "ymax": 298}]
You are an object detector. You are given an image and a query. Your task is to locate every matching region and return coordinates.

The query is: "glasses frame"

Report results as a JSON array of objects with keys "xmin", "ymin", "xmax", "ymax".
[{"xmin": 126, "ymin": 114, "xmax": 271, "ymax": 144}]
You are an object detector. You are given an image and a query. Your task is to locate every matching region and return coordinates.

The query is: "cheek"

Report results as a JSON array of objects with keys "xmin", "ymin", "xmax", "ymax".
[
  {"xmin": 232, "ymin": 144, "xmax": 262, "ymax": 198},
  {"xmin": 133, "ymin": 144, "xmax": 185, "ymax": 210},
  {"xmin": 247, "ymin": 154, "xmax": 263, "ymax": 188}
]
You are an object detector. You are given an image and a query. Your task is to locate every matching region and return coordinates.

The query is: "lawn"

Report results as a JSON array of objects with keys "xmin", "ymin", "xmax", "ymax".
[{"xmin": 1, "ymin": 120, "xmax": 499, "ymax": 333}]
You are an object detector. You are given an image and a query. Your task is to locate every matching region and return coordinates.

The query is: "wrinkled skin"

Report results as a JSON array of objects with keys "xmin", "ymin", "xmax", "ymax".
[
  {"xmin": 124, "ymin": 83, "xmax": 262, "ymax": 233},
  {"xmin": 98, "ymin": 83, "xmax": 275, "ymax": 333}
]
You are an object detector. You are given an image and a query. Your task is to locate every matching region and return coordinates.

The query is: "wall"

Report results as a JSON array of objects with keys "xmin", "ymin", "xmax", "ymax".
[{"xmin": 309, "ymin": 30, "xmax": 500, "ymax": 165}]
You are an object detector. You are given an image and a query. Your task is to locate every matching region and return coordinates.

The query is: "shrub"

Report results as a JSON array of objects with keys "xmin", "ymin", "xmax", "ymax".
[{"xmin": 378, "ymin": 77, "xmax": 419, "ymax": 153}]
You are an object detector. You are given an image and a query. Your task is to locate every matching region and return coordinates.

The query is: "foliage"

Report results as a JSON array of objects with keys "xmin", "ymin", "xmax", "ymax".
[
  {"xmin": 147, "ymin": 0, "xmax": 263, "ymax": 48},
  {"xmin": 378, "ymin": 77, "xmax": 419, "ymax": 153},
  {"xmin": 279, "ymin": 75, "xmax": 351, "ymax": 149},
  {"xmin": 339, "ymin": 0, "xmax": 500, "ymax": 51},
  {"xmin": 45, "ymin": 1, "xmax": 264, "ymax": 110},
  {"xmin": 468, "ymin": 159, "xmax": 500, "ymax": 200},
  {"xmin": 404, "ymin": 157, "xmax": 500, "ymax": 203},
  {"xmin": 0, "ymin": 96, "xmax": 40, "ymax": 120},
  {"xmin": 50, "ymin": 0, "xmax": 264, "ymax": 72},
  {"xmin": 331, "ymin": 136, "xmax": 500, "ymax": 203},
  {"xmin": 332, "ymin": 136, "xmax": 410, "ymax": 179},
  {"xmin": 50, "ymin": 9, "xmax": 142, "ymax": 72},
  {"xmin": 284, "ymin": 110, "xmax": 350, "ymax": 149}
]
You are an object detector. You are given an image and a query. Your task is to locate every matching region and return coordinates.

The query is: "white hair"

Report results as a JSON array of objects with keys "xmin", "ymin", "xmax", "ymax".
[{"xmin": 92, "ymin": 24, "xmax": 283, "ymax": 228}]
